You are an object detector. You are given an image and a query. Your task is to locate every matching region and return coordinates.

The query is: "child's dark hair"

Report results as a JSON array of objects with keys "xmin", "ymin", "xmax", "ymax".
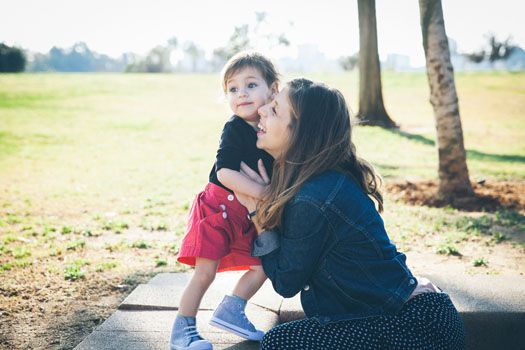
[{"xmin": 221, "ymin": 51, "xmax": 280, "ymax": 93}]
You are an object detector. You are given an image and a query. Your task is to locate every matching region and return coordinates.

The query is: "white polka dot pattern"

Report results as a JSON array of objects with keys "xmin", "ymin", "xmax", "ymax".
[{"xmin": 261, "ymin": 293, "xmax": 465, "ymax": 350}]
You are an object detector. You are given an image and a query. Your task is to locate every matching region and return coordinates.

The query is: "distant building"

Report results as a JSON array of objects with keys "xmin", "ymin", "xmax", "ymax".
[
  {"xmin": 278, "ymin": 44, "xmax": 341, "ymax": 72},
  {"xmin": 502, "ymin": 47, "xmax": 525, "ymax": 71},
  {"xmin": 383, "ymin": 54, "xmax": 411, "ymax": 71}
]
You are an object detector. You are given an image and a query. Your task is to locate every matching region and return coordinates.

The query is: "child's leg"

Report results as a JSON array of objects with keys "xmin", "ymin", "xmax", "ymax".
[
  {"xmin": 209, "ymin": 265, "xmax": 267, "ymax": 341},
  {"xmin": 178, "ymin": 257, "xmax": 219, "ymax": 317},
  {"xmin": 232, "ymin": 265, "xmax": 267, "ymax": 300}
]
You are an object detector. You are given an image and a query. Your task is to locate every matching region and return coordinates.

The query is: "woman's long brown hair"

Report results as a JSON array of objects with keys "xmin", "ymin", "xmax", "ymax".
[{"xmin": 256, "ymin": 78, "xmax": 383, "ymax": 229}]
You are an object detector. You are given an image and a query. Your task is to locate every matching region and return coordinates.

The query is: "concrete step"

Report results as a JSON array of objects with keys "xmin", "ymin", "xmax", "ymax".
[
  {"xmin": 75, "ymin": 272, "xmax": 525, "ymax": 350},
  {"xmin": 75, "ymin": 272, "xmax": 281, "ymax": 350},
  {"xmin": 119, "ymin": 272, "xmax": 282, "ymax": 313},
  {"xmin": 75, "ymin": 310, "xmax": 271, "ymax": 350}
]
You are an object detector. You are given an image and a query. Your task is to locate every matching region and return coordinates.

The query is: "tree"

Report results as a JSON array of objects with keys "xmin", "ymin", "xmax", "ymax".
[
  {"xmin": 465, "ymin": 33, "xmax": 515, "ymax": 64},
  {"xmin": 167, "ymin": 37, "xmax": 178, "ymax": 49},
  {"xmin": 212, "ymin": 13, "xmax": 291, "ymax": 68},
  {"xmin": 125, "ymin": 45, "xmax": 172, "ymax": 73},
  {"xmin": 0, "ymin": 43, "xmax": 26, "ymax": 72},
  {"xmin": 339, "ymin": 53, "xmax": 359, "ymax": 71},
  {"xmin": 419, "ymin": 0, "xmax": 474, "ymax": 201},
  {"xmin": 184, "ymin": 42, "xmax": 203, "ymax": 72},
  {"xmin": 213, "ymin": 24, "xmax": 251, "ymax": 65},
  {"xmin": 487, "ymin": 34, "xmax": 514, "ymax": 62},
  {"xmin": 144, "ymin": 46, "xmax": 172, "ymax": 72},
  {"xmin": 357, "ymin": 0, "xmax": 396, "ymax": 128}
]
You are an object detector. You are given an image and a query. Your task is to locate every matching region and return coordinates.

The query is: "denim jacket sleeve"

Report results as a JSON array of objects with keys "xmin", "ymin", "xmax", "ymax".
[
  {"xmin": 255, "ymin": 199, "xmax": 329, "ymax": 298},
  {"xmin": 252, "ymin": 230, "xmax": 280, "ymax": 257}
]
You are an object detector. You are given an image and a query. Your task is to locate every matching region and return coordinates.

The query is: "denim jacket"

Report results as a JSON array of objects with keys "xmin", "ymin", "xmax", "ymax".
[{"xmin": 252, "ymin": 170, "xmax": 417, "ymax": 324}]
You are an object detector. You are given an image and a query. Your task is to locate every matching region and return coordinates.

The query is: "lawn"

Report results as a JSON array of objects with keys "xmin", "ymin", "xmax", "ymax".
[{"xmin": 0, "ymin": 72, "xmax": 524, "ymax": 349}]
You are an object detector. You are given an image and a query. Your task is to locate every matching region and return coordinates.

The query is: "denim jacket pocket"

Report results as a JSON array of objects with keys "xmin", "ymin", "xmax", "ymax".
[
  {"xmin": 335, "ymin": 237, "xmax": 382, "ymax": 261},
  {"xmin": 319, "ymin": 268, "xmax": 371, "ymax": 310}
]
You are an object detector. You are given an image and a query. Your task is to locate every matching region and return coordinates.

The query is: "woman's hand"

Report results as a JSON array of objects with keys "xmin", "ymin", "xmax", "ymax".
[
  {"xmin": 234, "ymin": 191, "xmax": 264, "ymax": 233},
  {"xmin": 234, "ymin": 191, "xmax": 258, "ymax": 214},
  {"xmin": 240, "ymin": 159, "xmax": 270, "ymax": 186},
  {"xmin": 234, "ymin": 159, "xmax": 270, "ymax": 230}
]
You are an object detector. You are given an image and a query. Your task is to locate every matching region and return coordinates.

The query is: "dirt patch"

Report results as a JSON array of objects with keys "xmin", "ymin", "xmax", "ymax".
[
  {"xmin": 385, "ymin": 180, "xmax": 525, "ymax": 212},
  {"xmin": 0, "ymin": 252, "xmax": 174, "ymax": 350}
]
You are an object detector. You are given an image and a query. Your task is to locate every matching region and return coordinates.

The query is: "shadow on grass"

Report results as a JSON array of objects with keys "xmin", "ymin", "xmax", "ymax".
[
  {"xmin": 451, "ymin": 209, "xmax": 525, "ymax": 245},
  {"xmin": 390, "ymin": 130, "xmax": 525, "ymax": 163}
]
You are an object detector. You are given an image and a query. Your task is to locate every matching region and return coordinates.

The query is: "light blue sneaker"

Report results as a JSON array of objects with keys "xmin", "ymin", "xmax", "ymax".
[
  {"xmin": 209, "ymin": 295, "xmax": 265, "ymax": 341},
  {"xmin": 169, "ymin": 315, "xmax": 212, "ymax": 350}
]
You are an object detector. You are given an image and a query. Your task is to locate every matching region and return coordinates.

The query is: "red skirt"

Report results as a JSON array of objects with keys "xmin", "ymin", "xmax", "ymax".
[{"xmin": 177, "ymin": 183, "xmax": 261, "ymax": 272}]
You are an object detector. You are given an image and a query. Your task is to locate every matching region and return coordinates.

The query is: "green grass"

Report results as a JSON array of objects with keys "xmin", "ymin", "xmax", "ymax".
[
  {"xmin": 436, "ymin": 243, "xmax": 461, "ymax": 256},
  {"xmin": 131, "ymin": 240, "xmax": 152, "ymax": 249},
  {"xmin": 64, "ymin": 264, "xmax": 85, "ymax": 281},
  {"xmin": 473, "ymin": 257, "xmax": 489, "ymax": 267},
  {"xmin": 101, "ymin": 220, "xmax": 129, "ymax": 234},
  {"xmin": 95, "ymin": 261, "xmax": 118, "ymax": 272},
  {"xmin": 155, "ymin": 258, "xmax": 168, "ymax": 267},
  {"xmin": 0, "ymin": 72, "xmax": 523, "ymax": 276}
]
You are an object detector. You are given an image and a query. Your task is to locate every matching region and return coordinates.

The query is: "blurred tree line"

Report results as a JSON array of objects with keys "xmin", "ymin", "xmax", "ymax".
[
  {"xmin": 1, "ymin": 12, "xmax": 289, "ymax": 73},
  {"xmin": 28, "ymin": 42, "xmax": 127, "ymax": 72}
]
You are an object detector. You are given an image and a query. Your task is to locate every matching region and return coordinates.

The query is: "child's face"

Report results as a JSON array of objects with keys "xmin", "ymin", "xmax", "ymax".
[{"xmin": 225, "ymin": 66, "xmax": 277, "ymax": 122}]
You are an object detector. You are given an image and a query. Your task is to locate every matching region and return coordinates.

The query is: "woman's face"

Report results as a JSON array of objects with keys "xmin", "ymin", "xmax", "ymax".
[{"xmin": 256, "ymin": 87, "xmax": 294, "ymax": 159}]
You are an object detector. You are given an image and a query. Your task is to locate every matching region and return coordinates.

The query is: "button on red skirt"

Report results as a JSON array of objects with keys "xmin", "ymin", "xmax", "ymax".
[{"xmin": 177, "ymin": 183, "xmax": 261, "ymax": 272}]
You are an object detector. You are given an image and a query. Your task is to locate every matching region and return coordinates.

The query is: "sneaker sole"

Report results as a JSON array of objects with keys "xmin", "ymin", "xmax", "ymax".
[
  {"xmin": 170, "ymin": 340, "xmax": 213, "ymax": 350},
  {"xmin": 209, "ymin": 316, "xmax": 263, "ymax": 341}
]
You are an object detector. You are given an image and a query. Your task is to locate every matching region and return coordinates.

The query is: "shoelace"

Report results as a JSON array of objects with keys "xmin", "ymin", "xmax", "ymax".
[{"xmin": 184, "ymin": 325, "xmax": 201, "ymax": 340}]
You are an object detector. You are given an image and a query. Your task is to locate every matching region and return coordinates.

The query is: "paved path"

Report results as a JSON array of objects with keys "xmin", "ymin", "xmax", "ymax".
[
  {"xmin": 75, "ymin": 272, "xmax": 525, "ymax": 350},
  {"xmin": 75, "ymin": 272, "xmax": 285, "ymax": 350}
]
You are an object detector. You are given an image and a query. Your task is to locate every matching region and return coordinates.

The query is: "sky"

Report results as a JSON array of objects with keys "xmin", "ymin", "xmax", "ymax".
[{"xmin": 2, "ymin": 0, "xmax": 524, "ymax": 67}]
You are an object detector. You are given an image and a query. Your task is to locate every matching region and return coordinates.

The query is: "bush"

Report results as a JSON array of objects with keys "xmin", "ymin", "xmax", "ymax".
[{"xmin": 0, "ymin": 43, "xmax": 26, "ymax": 72}]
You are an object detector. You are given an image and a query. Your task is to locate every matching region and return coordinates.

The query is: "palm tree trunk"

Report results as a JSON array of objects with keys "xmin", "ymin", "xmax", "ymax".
[
  {"xmin": 357, "ymin": 0, "xmax": 396, "ymax": 128},
  {"xmin": 419, "ymin": 0, "xmax": 473, "ymax": 200}
]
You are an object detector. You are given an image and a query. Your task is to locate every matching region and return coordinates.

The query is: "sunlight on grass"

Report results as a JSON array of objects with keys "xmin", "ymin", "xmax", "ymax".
[{"xmin": 0, "ymin": 72, "xmax": 523, "ymax": 278}]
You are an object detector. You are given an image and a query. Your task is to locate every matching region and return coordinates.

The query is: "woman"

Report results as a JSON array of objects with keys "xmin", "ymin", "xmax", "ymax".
[{"xmin": 235, "ymin": 78, "xmax": 465, "ymax": 349}]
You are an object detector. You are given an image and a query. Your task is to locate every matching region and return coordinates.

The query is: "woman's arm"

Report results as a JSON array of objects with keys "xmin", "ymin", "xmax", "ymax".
[
  {"xmin": 233, "ymin": 163, "xmax": 328, "ymax": 297},
  {"xmin": 254, "ymin": 200, "xmax": 328, "ymax": 298}
]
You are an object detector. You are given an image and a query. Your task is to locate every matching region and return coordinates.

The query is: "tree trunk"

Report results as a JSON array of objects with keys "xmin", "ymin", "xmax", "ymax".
[
  {"xmin": 357, "ymin": 0, "xmax": 396, "ymax": 128},
  {"xmin": 419, "ymin": 0, "xmax": 473, "ymax": 200}
]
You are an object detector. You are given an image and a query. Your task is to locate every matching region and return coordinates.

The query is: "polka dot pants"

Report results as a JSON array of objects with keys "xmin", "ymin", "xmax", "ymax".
[{"xmin": 261, "ymin": 292, "xmax": 465, "ymax": 350}]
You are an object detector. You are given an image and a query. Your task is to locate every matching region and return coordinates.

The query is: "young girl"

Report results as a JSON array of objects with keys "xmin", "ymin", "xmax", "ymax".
[{"xmin": 169, "ymin": 52, "xmax": 279, "ymax": 350}]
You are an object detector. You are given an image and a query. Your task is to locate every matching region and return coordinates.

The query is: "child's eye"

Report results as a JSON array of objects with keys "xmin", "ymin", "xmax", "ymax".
[
  {"xmin": 272, "ymin": 107, "xmax": 277, "ymax": 114},
  {"xmin": 229, "ymin": 87, "xmax": 238, "ymax": 93},
  {"xmin": 248, "ymin": 82, "xmax": 257, "ymax": 88}
]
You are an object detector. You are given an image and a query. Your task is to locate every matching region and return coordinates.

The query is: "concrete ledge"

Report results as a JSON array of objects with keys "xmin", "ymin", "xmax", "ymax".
[
  {"xmin": 75, "ymin": 309, "xmax": 275, "ymax": 350},
  {"xmin": 120, "ymin": 272, "xmax": 282, "ymax": 313},
  {"xmin": 427, "ymin": 274, "xmax": 525, "ymax": 350},
  {"xmin": 75, "ymin": 272, "xmax": 281, "ymax": 350}
]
